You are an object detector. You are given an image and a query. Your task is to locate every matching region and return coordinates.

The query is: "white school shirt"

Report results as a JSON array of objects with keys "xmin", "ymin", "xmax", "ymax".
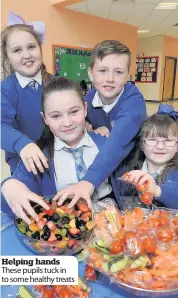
[
  {"xmin": 141, "ymin": 160, "xmax": 164, "ymax": 175},
  {"xmin": 15, "ymin": 70, "xmax": 42, "ymax": 88},
  {"xmin": 54, "ymin": 132, "xmax": 112, "ymax": 199},
  {"xmin": 92, "ymin": 88, "xmax": 124, "ymax": 113}
]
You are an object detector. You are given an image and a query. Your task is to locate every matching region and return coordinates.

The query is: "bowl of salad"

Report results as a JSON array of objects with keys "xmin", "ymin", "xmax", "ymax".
[{"xmin": 15, "ymin": 196, "xmax": 93, "ymax": 255}]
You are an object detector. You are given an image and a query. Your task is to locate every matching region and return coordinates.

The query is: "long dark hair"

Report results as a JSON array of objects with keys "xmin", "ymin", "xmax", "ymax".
[
  {"xmin": 37, "ymin": 77, "xmax": 84, "ymax": 161},
  {"xmin": 123, "ymin": 114, "xmax": 178, "ymax": 184},
  {"xmin": 1, "ymin": 24, "xmax": 51, "ymax": 85}
]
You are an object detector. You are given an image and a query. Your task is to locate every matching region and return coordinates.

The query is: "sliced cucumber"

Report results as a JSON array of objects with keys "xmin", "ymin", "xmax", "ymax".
[
  {"xmin": 110, "ymin": 256, "xmax": 131, "ymax": 273},
  {"xmin": 18, "ymin": 286, "xmax": 34, "ymax": 298},
  {"xmin": 96, "ymin": 239, "xmax": 110, "ymax": 248},
  {"xmin": 78, "ymin": 277, "xmax": 91, "ymax": 293}
]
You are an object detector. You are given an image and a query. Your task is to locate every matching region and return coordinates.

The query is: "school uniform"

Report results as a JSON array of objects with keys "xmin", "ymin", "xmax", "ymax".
[
  {"xmin": 116, "ymin": 160, "xmax": 178, "ymax": 210},
  {"xmin": 1, "ymin": 132, "xmax": 118, "ymax": 215},
  {"xmin": 1, "ymin": 72, "xmax": 44, "ymax": 173},
  {"xmin": 84, "ymin": 83, "xmax": 147, "ymax": 189}
]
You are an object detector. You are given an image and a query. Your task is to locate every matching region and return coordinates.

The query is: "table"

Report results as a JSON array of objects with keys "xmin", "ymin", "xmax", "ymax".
[{"xmin": 1, "ymin": 225, "xmax": 178, "ymax": 298}]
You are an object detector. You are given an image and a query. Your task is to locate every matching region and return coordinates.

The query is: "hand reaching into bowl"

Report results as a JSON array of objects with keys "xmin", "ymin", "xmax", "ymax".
[{"xmin": 1, "ymin": 179, "xmax": 49, "ymax": 224}]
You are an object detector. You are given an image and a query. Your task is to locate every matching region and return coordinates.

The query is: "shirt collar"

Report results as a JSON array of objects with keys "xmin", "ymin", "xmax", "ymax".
[
  {"xmin": 15, "ymin": 70, "xmax": 42, "ymax": 88},
  {"xmin": 92, "ymin": 87, "xmax": 124, "ymax": 112},
  {"xmin": 142, "ymin": 159, "xmax": 164, "ymax": 175},
  {"xmin": 54, "ymin": 131, "xmax": 93, "ymax": 151}
]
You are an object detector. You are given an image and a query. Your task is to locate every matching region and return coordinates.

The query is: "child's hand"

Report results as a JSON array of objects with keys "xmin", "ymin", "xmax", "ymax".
[
  {"xmin": 85, "ymin": 121, "xmax": 93, "ymax": 132},
  {"xmin": 94, "ymin": 126, "xmax": 110, "ymax": 137},
  {"xmin": 1, "ymin": 179, "xmax": 49, "ymax": 224},
  {"xmin": 127, "ymin": 170, "xmax": 161, "ymax": 198},
  {"xmin": 53, "ymin": 181, "xmax": 94, "ymax": 209},
  {"xmin": 20, "ymin": 143, "xmax": 49, "ymax": 175}
]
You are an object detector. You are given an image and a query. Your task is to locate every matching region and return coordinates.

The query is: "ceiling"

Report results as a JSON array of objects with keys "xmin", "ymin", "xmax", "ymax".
[{"xmin": 66, "ymin": 0, "xmax": 178, "ymax": 38}]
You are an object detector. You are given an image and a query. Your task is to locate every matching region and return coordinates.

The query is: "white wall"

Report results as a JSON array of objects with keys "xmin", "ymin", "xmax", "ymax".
[{"xmin": 136, "ymin": 36, "xmax": 164, "ymax": 101}]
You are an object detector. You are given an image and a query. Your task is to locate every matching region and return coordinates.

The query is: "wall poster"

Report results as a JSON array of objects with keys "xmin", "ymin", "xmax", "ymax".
[
  {"xmin": 52, "ymin": 44, "xmax": 92, "ymax": 82},
  {"xmin": 135, "ymin": 56, "xmax": 159, "ymax": 83}
]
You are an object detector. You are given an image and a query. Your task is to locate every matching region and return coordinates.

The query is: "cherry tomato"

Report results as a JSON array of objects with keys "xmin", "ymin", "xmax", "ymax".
[
  {"xmin": 173, "ymin": 217, "xmax": 178, "ymax": 226},
  {"xmin": 140, "ymin": 192, "xmax": 153, "ymax": 205},
  {"xmin": 55, "ymin": 288, "xmax": 73, "ymax": 298},
  {"xmin": 159, "ymin": 211, "xmax": 169, "ymax": 219},
  {"xmin": 174, "ymin": 227, "xmax": 178, "ymax": 236},
  {"xmin": 136, "ymin": 182, "xmax": 148, "ymax": 192},
  {"xmin": 143, "ymin": 237, "xmax": 157, "ymax": 253},
  {"xmin": 147, "ymin": 218, "xmax": 160, "ymax": 228},
  {"xmin": 158, "ymin": 217, "xmax": 169, "ymax": 226},
  {"xmin": 122, "ymin": 172, "xmax": 132, "ymax": 183},
  {"xmin": 41, "ymin": 287, "xmax": 55, "ymax": 298},
  {"xmin": 136, "ymin": 222, "xmax": 150, "ymax": 235},
  {"xmin": 122, "ymin": 172, "xmax": 130, "ymax": 179},
  {"xmin": 157, "ymin": 227, "xmax": 173, "ymax": 243},
  {"xmin": 110, "ymin": 240, "xmax": 124, "ymax": 254},
  {"xmin": 84, "ymin": 265, "xmax": 98, "ymax": 281},
  {"xmin": 34, "ymin": 285, "xmax": 45, "ymax": 293},
  {"xmin": 43, "ymin": 209, "xmax": 55, "ymax": 216}
]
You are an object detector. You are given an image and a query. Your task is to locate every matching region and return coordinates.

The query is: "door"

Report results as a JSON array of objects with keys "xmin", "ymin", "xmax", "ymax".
[{"xmin": 162, "ymin": 57, "xmax": 177, "ymax": 101}]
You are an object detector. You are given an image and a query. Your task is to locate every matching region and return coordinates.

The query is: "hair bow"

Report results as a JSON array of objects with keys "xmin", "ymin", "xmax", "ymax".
[
  {"xmin": 158, "ymin": 104, "xmax": 178, "ymax": 120},
  {"xmin": 7, "ymin": 11, "xmax": 45, "ymax": 43}
]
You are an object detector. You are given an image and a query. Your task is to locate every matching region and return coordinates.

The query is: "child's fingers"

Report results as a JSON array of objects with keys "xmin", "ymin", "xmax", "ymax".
[
  {"xmin": 57, "ymin": 193, "xmax": 72, "ymax": 206},
  {"xmin": 33, "ymin": 157, "xmax": 45, "ymax": 173},
  {"xmin": 26, "ymin": 157, "xmax": 38, "ymax": 175},
  {"xmin": 29, "ymin": 193, "xmax": 50, "ymax": 211},
  {"xmin": 101, "ymin": 127, "xmax": 109, "ymax": 137},
  {"xmin": 22, "ymin": 158, "xmax": 32, "ymax": 172},
  {"xmin": 67, "ymin": 195, "xmax": 81, "ymax": 208},
  {"xmin": 15, "ymin": 204, "xmax": 31, "ymax": 225},
  {"xmin": 23, "ymin": 201, "xmax": 39, "ymax": 222},
  {"xmin": 38, "ymin": 152, "xmax": 49, "ymax": 169}
]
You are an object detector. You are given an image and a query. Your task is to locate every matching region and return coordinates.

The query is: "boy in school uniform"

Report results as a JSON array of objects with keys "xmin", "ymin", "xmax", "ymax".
[{"xmin": 51, "ymin": 40, "xmax": 148, "ymax": 207}]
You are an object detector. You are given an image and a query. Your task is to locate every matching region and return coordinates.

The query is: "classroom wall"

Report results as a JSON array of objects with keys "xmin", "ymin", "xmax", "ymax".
[
  {"xmin": 160, "ymin": 36, "xmax": 178, "ymax": 100},
  {"xmin": 136, "ymin": 35, "xmax": 178, "ymax": 101},
  {"xmin": 2, "ymin": 0, "xmax": 137, "ymax": 78},
  {"xmin": 136, "ymin": 36, "xmax": 164, "ymax": 101}
]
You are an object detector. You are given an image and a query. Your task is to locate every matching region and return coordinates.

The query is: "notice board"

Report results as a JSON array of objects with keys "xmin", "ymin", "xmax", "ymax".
[
  {"xmin": 52, "ymin": 45, "xmax": 92, "ymax": 82},
  {"xmin": 135, "ymin": 56, "xmax": 159, "ymax": 83}
]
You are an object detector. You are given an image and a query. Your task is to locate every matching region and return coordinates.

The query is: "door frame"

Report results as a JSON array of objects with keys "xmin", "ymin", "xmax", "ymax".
[{"xmin": 162, "ymin": 56, "xmax": 177, "ymax": 101}]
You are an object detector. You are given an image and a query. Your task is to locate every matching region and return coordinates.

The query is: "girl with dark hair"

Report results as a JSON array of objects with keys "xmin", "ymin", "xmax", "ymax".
[
  {"xmin": 1, "ymin": 12, "xmax": 52, "ymax": 175},
  {"xmin": 1, "ymin": 77, "xmax": 115, "ymax": 224}
]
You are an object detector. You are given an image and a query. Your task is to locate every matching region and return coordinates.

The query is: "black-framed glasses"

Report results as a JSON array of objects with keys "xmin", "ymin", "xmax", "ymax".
[{"xmin": 142, "ymin": 138, "xmax": 178, "ymax": 147}]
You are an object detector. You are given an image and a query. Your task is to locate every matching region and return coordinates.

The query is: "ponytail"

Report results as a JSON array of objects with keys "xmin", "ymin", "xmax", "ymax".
[{"xmin": 41, "ymin": 63, "xmax": 52, "ymax": 86}]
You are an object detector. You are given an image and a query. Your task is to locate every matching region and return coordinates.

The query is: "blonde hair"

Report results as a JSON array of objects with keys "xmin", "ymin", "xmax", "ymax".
[
  {"xmin": 90, "ymin": 40, "xmax": 131, "ymax": 71},
  {"xmin": 1, "ymin": 24, "xmax": 51, "ymax": 85}
]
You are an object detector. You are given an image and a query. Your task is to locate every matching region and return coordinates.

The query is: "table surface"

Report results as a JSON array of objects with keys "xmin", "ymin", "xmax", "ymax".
[{"xmin": 1, "ymin": 224, "xmax": 178, "ymax": 298}]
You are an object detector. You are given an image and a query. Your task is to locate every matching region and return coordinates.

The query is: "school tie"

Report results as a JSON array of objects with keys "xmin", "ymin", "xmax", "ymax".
[
  {"xmin": 28, "ymin": 80, "xmax": 39, "ymax": 91},
  {"xmin": 63, "ymin": 147, "xmax": 88, "ymax": 181},
  {"xmin": 151, "ymin": 173, "xmax": 159, "ymax": 183}
]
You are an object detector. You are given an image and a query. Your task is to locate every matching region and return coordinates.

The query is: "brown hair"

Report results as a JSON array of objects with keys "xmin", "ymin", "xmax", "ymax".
[
  {"xmin": 1, "ymin": 24, "xmax": 51, "ymax": 85},
  {"xmin": 124, "ymin": 114, "xmax": 178, "ymax": 184},
  {"xmin": 38, "ymin": 77, "xmax": 84, "ymax": 161},
  {"xmin": 90, "ymin": 40, "xmax": 131, "ymax": 71}
]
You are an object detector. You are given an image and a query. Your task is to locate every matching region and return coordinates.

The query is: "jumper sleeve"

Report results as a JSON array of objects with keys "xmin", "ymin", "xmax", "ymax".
[
  {"xmin": 1, "ymin": 85, "xmax": 33, "ymax": 154},
  {"xmin": 158, "ymin": 174, "xmax": 178, "ymax": 209},
  {"xmin": 83, "ymin": 89, "xmax": 147, "ymax": 188}
]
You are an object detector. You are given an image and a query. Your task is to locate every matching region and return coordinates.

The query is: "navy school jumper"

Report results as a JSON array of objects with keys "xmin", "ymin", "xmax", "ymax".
[
  {"xmin": 1, "ymin": 132, "xmax": 120, "ymax": 215},
  {"xmin": 1, "ymin": 74, "xmax": 44, "ymax": 173},
  {"xmin": 84, "ymin": 83, "xmax": 147, "ymax": 188}
]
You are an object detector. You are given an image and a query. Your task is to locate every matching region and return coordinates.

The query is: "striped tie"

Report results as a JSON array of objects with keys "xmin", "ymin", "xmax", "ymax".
[
  {"xmin": 63, "ymin": 147, "xmax": 87, "ymax": 181},
  {"xmin": 28, "ymin": 80, "xmax": 39, "ymax": 91}
]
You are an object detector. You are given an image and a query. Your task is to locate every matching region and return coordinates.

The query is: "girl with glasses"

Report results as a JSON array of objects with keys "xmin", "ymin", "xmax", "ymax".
[{"xmin": 118, "ymin": 106, "xmax": 178, "ymax": 209}]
